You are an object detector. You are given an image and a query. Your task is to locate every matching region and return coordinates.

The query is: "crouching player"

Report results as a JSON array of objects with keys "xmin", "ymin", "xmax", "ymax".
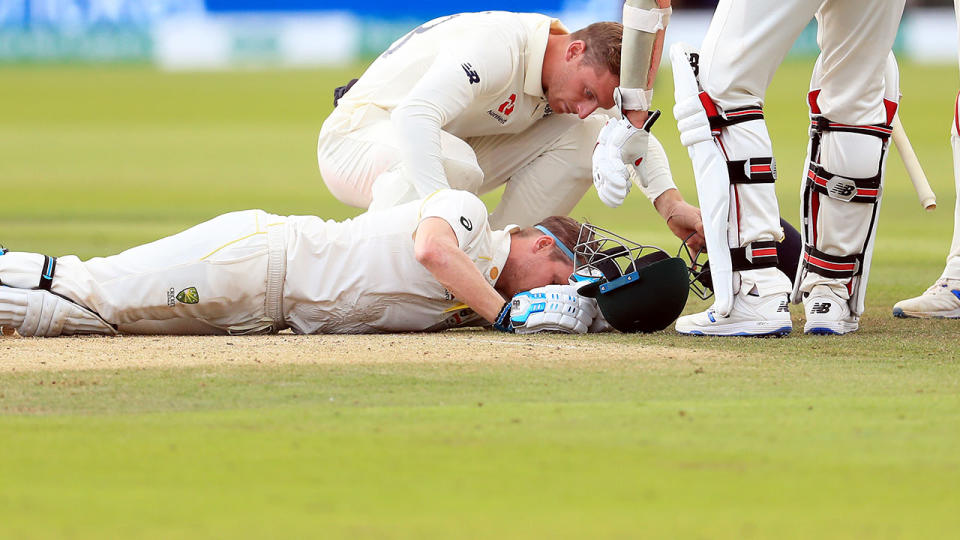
[{"xmin": 0, "ymin": 190, "xmax": 598, "ymax": 337}]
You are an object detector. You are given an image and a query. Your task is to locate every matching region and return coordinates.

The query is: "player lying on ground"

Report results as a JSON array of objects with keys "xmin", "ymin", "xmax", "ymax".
[
  {"xmin": 317, "ymin": 10, "xmax": 704, "ymax": 251},
  {"xmin": 0, "ymin": 190, "xmax": 603, "ymax": 337}
]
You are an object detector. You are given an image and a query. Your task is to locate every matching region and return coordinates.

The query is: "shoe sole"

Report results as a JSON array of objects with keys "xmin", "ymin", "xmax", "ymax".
[
  {"xmin": 677, "ymin": 324, "xmax": 792, "ymax": 337},
  {"xmin": 892, "ymin": 306, "xmax": 960, "ymax": 319},
  {"xmin": 803, "ymin": 322, "xmax": 858, "ymax": 335}
]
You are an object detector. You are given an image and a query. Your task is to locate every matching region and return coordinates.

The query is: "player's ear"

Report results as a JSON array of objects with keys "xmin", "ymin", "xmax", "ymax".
[
  {"xmin": 534, "ymin": 235, "xmax": 555, "ymax": 253},
  {"xmin": 566, "ymin": 40, "xmax": 586, "ymax": 62}
]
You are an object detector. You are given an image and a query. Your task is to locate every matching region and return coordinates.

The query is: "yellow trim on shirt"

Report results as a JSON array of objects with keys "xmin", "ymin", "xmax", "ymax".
[
  {"xmin": 416, "ymin": 189, "xmax": 447, "ymax": 221},
  {"xmin": 443, "ymin": 303, "xmax": 471, "ymax": 313}
]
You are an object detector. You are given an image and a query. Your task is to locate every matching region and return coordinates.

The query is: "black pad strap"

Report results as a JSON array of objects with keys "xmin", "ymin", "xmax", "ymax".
[
  {"xmin": 730, "ymin": 241, "xmax": 779, "ymax": 271},
  {"xmin": 806, "ymin": 164, "xmax": 881, "ymax": 203},
  {"xmin": 728, "ymin": 157, "xmax": 777, "ymax": 184},
  {"xmin": 333, "ymin": 78, "xmax": 359, "ymax": 107},
  {"xmin": 39, "ymin": 255, "xmax": 57, "ymax": 290},
  {"xmin": 810, "ymin": 116, "xmax": 893, "ymax": 140},
  {"xmin": 801, "ymin": 245, "xmax": 861, "ymax": 279},
  {"xmin": 698, "ymin": 93, "xmax": 765, "ymax": 132}
]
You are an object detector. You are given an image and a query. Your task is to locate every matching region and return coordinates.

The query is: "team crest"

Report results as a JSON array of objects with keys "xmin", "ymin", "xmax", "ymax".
[{"xmin": 176, "ymin": 287, "xmax": 200, "ymax": 304}]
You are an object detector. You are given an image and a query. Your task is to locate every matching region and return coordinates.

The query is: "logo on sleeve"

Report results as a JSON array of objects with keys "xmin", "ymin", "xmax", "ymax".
[
  {"xmin": 461, "ymin": 63, "xmax": 480, "ymax": 84},
  {"xmin": 487, "ymin": 93, "xmax": 517, "ymax": 125},
  {"xmin": 460, "ymin": 216, "xmax": 473, "ymax": 231},
  {"xmin": 498, "ymin": 94, "xmax": 516, "ymax": 116}
]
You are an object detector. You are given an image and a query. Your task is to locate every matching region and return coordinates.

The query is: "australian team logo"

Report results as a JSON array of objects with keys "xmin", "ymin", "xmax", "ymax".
[{"xmin": 176, "ymin": 287, "xmax": 200, "ymax": 305}]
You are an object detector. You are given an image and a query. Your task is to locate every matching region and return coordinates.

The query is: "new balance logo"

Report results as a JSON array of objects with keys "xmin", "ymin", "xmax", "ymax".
[
  {"xmin": 829, "ymin": 183, "xmax": 855, "ymax": 198},
  {"xmin": 461, "ymin": 63, "xmax": 480, "ymax": 84},
  {"xmin": 810, "ymin": 302, "xmax": 832, "ymax": 314},
  {"xmin": 777, "ymin": 301, "xmax": 790, "ymax": 313}
]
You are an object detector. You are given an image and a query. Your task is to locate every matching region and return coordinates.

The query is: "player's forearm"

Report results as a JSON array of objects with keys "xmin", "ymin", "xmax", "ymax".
[
  {"xmin": 392, "ymin": 102, "xmax": 451, "ymax": 197},
  {"xmin": 621, "ymin": 0, "xmax": 671, "ymax": 128},
  {"xmin": 414, "ymin": 222, "xmax": 506, "ymax": 322},
  {"xmin": 653, "ymin": 188, "xmax": 686, "ymax": 222}
]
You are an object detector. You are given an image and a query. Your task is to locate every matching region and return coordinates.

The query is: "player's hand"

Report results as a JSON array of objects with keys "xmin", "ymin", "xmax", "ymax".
[
  {"xmin": 665, "ymin": 200, "xmax": 705, "ymax": 253},
  {"xmin": 592, "ymin": 110, "xmax": 661, "ymax": 207},
  {"xmin": 509, "ymin": 284, "xmax": 598, "ymax": 334}
]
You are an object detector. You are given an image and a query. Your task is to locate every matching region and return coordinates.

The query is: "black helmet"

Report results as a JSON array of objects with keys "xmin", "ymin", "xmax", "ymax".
[{"xmin": 573, "ymin": 224, "xmax": 691, "ymax": 333}]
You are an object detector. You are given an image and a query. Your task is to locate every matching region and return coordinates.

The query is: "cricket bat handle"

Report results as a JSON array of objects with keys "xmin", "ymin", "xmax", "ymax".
[{"xmin": 892, "ymin": 115, "xmax": 937, "ymax": 211}]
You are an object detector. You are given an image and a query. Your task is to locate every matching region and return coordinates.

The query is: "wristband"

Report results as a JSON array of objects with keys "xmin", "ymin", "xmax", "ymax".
[{"xmin": 493, "ymin": 300, "xmax": 514, "ymax": 333}]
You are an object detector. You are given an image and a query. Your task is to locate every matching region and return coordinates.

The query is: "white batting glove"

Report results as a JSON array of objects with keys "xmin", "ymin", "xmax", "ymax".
[
  {"xmin": 510, "ymin": 284, "xmax": 598, "ymax": 334},
  {"xmin": 592, "ymin": 110, "xmax": 662, "ymax": 208},
  {"xmin": 569, "ymin": 273, "xmax": 615, "ymax": 333}
]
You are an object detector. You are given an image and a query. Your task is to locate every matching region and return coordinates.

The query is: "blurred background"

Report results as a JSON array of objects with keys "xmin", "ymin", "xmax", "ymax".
[{"xmin": 0, "ymin": 1, "xmax": 956, "ymax": 67}]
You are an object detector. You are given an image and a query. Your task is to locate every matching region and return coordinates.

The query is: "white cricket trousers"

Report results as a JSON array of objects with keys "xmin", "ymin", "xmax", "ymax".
[
  {"xmin": 945, "ymin": 0, "xmax": 960, "ymax": 279},
  {"xmin": 41, "ymin": 211, "xmax": 288, "ymax": 335},
  {"xmin": 700, "ymin": 0, "xmax": 904, "ymax": 125},
  {"xmin": 317, "ymin": 104, "xmax": 604, "ymax": 228}
]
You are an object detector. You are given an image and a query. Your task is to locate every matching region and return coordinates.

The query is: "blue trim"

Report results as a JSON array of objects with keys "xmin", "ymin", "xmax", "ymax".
[
  {"xmin": 509, "ymin": 291, "xmax": 546, "ymax": 324},
  {"xmin": 951, "ymin": 289, "xmax": 960, "ymax": 302},
  {"xmin": 43, "ymin": 259, "xmax": 54, "ymax": 280},
  {"xmin": 598, "ymin": 271, "xmax": 639, "ymax": 294},
  {"xmin": 534, "ymin": 225, "xmax": 575, "ymax": 263}
]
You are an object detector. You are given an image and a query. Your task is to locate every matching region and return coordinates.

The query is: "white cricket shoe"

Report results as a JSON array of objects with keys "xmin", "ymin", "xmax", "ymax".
[
  {"xmin": 892, "ymin": 278, "xmax": 960, "ymax": 319},
  {"xmin": 803, "ymin": 285, "xmax": 858, "ymax": 335},
  {"xmin": 675, "ymin": 292, "xmax": 792, "ymax": 337}
]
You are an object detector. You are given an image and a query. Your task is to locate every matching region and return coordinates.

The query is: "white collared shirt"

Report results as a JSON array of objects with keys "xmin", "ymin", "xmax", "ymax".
[
  {"xmin": 282, "ymin": 190, "xmax": 513, "ymax": 334},
  {"xmin": 330, "ymin": 12, "xmax": 568, "ymax": 197}
]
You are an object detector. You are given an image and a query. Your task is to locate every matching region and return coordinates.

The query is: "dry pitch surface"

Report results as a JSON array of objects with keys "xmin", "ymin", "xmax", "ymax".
[{"xmin": 0, "ymin": 330, "xmax": 715, "ymax": 373}]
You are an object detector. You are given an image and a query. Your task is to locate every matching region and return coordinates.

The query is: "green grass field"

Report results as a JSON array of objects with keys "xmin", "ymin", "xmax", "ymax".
[{"xmin": 1, "ymin": 60, "xmax": 959, "ymax": 538}]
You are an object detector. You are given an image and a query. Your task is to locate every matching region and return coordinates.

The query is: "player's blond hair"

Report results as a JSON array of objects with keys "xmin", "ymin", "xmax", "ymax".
[{"xmin": 569, "ymin": 22, "xmax": 623, "ymax": 77}]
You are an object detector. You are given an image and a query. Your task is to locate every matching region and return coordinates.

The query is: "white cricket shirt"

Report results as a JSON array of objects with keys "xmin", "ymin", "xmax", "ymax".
[
  {"xmin": 282, "ymin": 190, "xmax": 515, "ymax": 334},
  {"xmin": 329, "ymin": 11, "xmax": 566, "ymax": 196}
]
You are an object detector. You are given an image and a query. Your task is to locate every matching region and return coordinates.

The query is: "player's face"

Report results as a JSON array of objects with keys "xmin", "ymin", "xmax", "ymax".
[{"xmin": 545, "ymin": 49, "xmax": 619, "ymax": 119}]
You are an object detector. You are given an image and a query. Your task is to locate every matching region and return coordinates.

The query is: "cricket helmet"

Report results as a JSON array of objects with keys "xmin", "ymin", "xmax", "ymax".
[{"xmin": 572, "ymin": 224, "xmax": 691, "ymax": 333}]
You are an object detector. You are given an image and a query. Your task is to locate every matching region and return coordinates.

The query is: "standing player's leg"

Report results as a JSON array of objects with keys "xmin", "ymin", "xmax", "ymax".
[
  {"xmin": 892, "ymin": 103, "xmax": 960, "ymax": 318},
  {"xmin": 469, "ymin": 114, "xmax": 597, "ymax": 229},
  {"xmin": 892, "ymin": 0, "xmax": 960, "ymax": 319},
  {"xmin": 0, "ymin": 210, "xmax": 287, "ymax": 336},
  {"xmin": 794, "ymin": 0, "xmax": 905, "ymax": 334},
  {"xmin": 674, "ymin": 0, "xmax": 820, "ymax": 336}
]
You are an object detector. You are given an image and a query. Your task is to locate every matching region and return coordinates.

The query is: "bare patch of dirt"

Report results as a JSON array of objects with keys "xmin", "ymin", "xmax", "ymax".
[{"xmin": 0, "ymin": 329, "xmax": 731, "ymax": 373}]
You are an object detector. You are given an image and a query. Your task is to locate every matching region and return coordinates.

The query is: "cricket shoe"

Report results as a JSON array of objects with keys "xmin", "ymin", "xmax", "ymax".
[
  {"xmin": 803, "ymin": 285, "xmax": 858, "ymax": 335},
  {"xmin": 675, "ymin": 292, "xmax": 792, "ymax": 337},
  {"xmin": 892, "ymin": 278, "xmax": 960, "ymax": 319}
]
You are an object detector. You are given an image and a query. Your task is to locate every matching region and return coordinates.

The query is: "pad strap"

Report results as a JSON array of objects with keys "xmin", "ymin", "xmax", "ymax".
[
  {"xmin": 801, "ymin": 245, "xmax": 862, "ymax": 279},
  {"xmin": 810, "ymin": 116, "xmax": 893, "ymax": 140},
  {"xmin": 730, "ymin": 241, "xmax": 778, "ymax": 271},
  {"xmin": 699, "ymin": 93, "xmax": 765, "ymax": 133},
  {"xmin": 39, "ymin": 256, "xmax": 56, "ymax": 290},
  {"xmin": 333, "ymin": 78, "xmax": 359, "ymax": 107},
  {"xmin": 728, "ymin": 157, "xmax": 777, "ymax": 184},
  {"xmin": 806, "ymin": 163, "xmax": 881, "ymax": 203}
]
